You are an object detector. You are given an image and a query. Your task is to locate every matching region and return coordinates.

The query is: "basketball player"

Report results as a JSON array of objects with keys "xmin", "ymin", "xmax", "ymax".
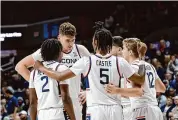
[
  {"xmin": 29, "ymin": 39, "xmax": 75, "ymax": 120},
  {"xmin": 33, "ymin": 21, "xmax": 146, "ymax": 120},
  {"xmin": 15, "ymin": 22, "xmax": 90, "ymax": 120},
  {"xmin": 106, "ymin": 38, "xmax": 166, "ymax": 120},
  {"xmin": 110, "ymin": 36, "xmax": 133, "ymax": 120}
]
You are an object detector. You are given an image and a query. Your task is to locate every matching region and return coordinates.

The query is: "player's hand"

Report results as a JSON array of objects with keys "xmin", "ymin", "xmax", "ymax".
[
  {"xmin": 79, "ymin": 91, "xmax": 86, "ymax": 105},
  {"xmin": 34, "ymin": 60, "xmax": 44, "ymax": 70},
  {"xmin": 105, "ymin": 83, "xmax": 118, "ymax": 94}
]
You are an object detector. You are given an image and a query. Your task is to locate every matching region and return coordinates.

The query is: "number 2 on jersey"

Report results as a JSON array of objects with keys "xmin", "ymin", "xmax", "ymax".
[
  {"xmin": 100, "ymin": 68, "xmax": 109, "ymax": 85},
  {"xmin": 41, "ymin": 76, "xmax": 50, "ymax": 92},
  {"xmin": 147, "ymin": 72, "xmax": 155, "ymax": 88}
]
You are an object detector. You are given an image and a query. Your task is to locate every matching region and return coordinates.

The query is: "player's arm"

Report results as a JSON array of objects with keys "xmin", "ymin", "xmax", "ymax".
[
  {"xmin": 119, "ymin": 58, "xmax": 145, "ymax": 85},
  {"xmin": 60, "ymin": 84, "xmax": 76, "ymax": 120},
  {"xmin": 29, "ymin": 88, "xmax": 37, "ymax": 120},
  {"xmin": 34, "ymin": 57, "xmax": 88, "ymax": 82},
  {"xmin": 155, "ymin": 78, "xmax": 166, "ymax": 93},
  {"xmin": 29, "ymin": 71, "xmax": 37, "ymax": 120},
  {"xmin": 106, "ymin": 83, "xmax": 143, "ymax": 97},
  {"xmin": 15, "ymin": 55, "xmax": 35, "ymax": 81},
  {"xmin": 15, "ymin": 49, "xmax": 41, "ymax": 81}
]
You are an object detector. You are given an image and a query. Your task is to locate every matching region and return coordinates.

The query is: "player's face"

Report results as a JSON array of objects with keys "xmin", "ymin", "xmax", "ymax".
[
  {"xmin": 111, "ymin": 46, "xmax": 123, "ymax": 57},
  {"xmin": 122, "ymin": 44, "xmax": 130, "ymax": 61},
  {"xmin": 58, "ymin": 34, "xmax": 75, "ymax": 52}
]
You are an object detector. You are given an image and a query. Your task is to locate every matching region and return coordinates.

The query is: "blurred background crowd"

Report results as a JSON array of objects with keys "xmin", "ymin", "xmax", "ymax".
[{"xmin": 1, "ymin": 1, "xmax": 178, "ymax": 120}]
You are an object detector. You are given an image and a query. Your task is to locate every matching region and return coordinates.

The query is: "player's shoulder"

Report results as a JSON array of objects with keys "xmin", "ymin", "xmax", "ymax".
[{"xmin": 75, "ymin": 44, "xmax": 88, "ymax": 52}]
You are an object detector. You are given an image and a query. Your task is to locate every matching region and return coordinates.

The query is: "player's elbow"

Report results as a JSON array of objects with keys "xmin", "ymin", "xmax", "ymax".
[
  {"xmin": 62, "ymin": 94, "xmax": 71, "ymax": 104},
  {"xmin": 15, "ymin": 62, "xmax": 21, "ymax": 73},
  {"xmin": 30, "ymin": 99, "xmax": 37, "ymax": 106},
  {"xmin": 136, "ymin": 88, "xmax": 143, "ymax": 97}
]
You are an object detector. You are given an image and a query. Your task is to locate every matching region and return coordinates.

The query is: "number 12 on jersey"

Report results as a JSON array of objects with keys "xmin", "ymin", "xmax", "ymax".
[
  {"xmin": 147, "ymin": 72, "xmax": 155, "ymax": 88},
  {"xmin": 100, "ymin": 68, "xmax": 109, "ymax": 85}
]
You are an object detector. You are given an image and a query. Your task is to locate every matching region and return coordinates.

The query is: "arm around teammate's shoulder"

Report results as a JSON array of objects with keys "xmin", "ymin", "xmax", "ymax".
[
  {"xmin": 15, "ymin": 49, "xmax": 42, "ymax": 81},
  {"xmin": 118, "ymin": 57, "xmax": 145, "ymax": 85},
  {"xmin": 15, "ymin": 55, "xmax": 35, "ymax": 81}
]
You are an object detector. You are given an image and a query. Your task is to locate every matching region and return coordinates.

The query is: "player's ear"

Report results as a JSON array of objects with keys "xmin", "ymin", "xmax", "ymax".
[{"xmin": 58, "ymin": 34, "xmax": 61, "ymax": 41}]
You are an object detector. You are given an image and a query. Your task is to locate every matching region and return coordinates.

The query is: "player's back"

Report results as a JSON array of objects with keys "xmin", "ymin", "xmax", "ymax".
[
  {"xmin": 31, "ymin": 61, "xmax": 63, "ymax": 110},
  {"xmin": 130, "ymin": 60, "xmax": 158, "ymax": 109},
  {"xmin": 88, "ymin": 54, "xmax": 121, "ymax": 105}
]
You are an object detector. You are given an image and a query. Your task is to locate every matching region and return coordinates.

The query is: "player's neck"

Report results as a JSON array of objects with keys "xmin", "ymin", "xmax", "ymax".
[
  {"xmin": 128, "ymin": 56, "xmax": 139, "ymax": 64},
  {"xmin": 95, "ymin": 50, "xmax": 109, "ymax": 56}
]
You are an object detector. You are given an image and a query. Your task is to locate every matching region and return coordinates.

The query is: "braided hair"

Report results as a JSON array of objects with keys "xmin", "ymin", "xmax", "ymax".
[
  {"xmin": 41, "ymin": 38, "xmax": 63, "ymax": 61},
  {"xmin": 93, "ymin": 21, "xmax": 113, "ymax": 54}
]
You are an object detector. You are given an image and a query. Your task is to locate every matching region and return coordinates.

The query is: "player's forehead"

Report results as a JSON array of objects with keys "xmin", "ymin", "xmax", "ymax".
[{"xmin": 61, "ymin": 34, "xmax": 75, "ymax": 40}]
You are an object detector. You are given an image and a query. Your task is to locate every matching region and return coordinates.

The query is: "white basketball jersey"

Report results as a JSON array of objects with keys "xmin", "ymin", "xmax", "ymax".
[
  {"xmin": 129, "ymin": 60, "xmax": 158, "ymax": 109},
  {"xmin": 87, "ymin": 54, "xmax": 122, "ymax": 105},
  {"xmin": 60, "ymin": 44, "xmax": 81, "ymax": 99},
  {"xmin": 121, "ymin": 75, "xmax": 131, "ymax": 106},
  {"xmin": 29, "ymin": 61, "xmax": 66, "ymax": 111}
]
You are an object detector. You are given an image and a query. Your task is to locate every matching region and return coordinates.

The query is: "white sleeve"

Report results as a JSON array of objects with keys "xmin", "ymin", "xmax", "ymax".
[
  {"xmin": 29, "ymin": 70, "xmax": 35, "ymax": 88},
  {"xmin": 70, "ymin": 57, "xmax": 89, "ymax": 76},
  {"xmin": 77, "ymin": 44, "xmax": 91, "ymax": 57},
  {"xmin": 56, "ymin": 65, "xmax": 69, "ymax": 85},
  {"xmin": 118, "ymin": 57, "xmax": 135, "ymax": 78},
  {"xmin": 31, "ymin": 49, "xmax": 43, "ymax": 61},
  {"xmin": 151, "ymin": 65, "xmax": 160, "ymax": 80}
]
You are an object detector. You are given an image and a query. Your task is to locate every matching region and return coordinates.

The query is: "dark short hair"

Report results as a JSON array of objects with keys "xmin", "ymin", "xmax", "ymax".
[
  {"xmin": 41, "ymin": 38, "xmax": 63, "ymax": 61},
  {"xmin": 93, "ymin": 21, "xmax": 113, "ymax": 53},
  {"xmin": 112, "ymin": 36, "xmax": 123, "ymax": 48}
]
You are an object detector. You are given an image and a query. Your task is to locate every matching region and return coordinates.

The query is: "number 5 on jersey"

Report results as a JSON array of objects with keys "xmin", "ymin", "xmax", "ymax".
[
  {"xmin": 41, "ymin": 76, "xmax": 50, "ymax": 92},
  {"xmin": 100, "ymin": 68, "xmax": 109, "ymax": 85}
]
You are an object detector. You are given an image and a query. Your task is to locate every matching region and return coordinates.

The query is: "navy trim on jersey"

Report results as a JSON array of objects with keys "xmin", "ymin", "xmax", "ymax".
[
  {"xmin": 116, "ymin": 57, "xmax": 122, "ymax": 87},
  {"xmin": 94, "ymin": 54, "xmax": 112, "ymax": 59},
  {"xmin": 33, "ymin": 70, "xmax": 36, "ymax": 82},
  {"xmin": 55, "ymin": 63, "xmax": 61, "ymax": 95},
  {"xmin": 84, "ymin": 57, "xmax": 92, "ymax": 78},
  {"xmin": 75, "ymin": 44, "xmax": 81, "ymax": 58},
  {"xmin": 46, "ymin": 61, "xmax": 57, "ymax": 65}
]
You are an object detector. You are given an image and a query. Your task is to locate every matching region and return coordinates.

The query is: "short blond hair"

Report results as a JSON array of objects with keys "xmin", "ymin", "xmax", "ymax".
[
  {"xmin": 123, "ymin": 38, "xmax": 147, "ymax": 58},
  {"xmin": 59, "ymin": 22, "xmax": 76, "ymax": 36}
]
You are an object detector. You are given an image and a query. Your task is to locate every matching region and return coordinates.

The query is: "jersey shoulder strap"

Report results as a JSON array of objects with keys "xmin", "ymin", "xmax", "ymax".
[{"xmin": 75, "ymin": 44, "xmax": 81, "ymax": 58}]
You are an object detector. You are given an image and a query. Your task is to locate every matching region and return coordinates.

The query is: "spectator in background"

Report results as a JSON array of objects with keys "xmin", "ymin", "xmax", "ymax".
[
  {"xmin": 4, "ymin": 86, "xmax": 18, "ymax": 120},
  {"xmin": 168, "ymin": 87, "xmax": 176, "ymax": 98},
  {"xmin": 163, "ymin": 80, "xmax": 171, "ymax": 96},
  {"xmin": 19, "ymin": 110, "xmax": 28, "ymax": 120},
  {"xmin": 17, "ymin": 97, "xmax": 25, "ymax": 112},
  {"xmin": 157, "ymin": 92, "xmax": 167, "ymax": 108},
  {"xmin": 161, "ymin": 97, "xmax": 174, "ymax": 120},
  {"xmin": 169, "ymin": 96, "xmax": 178, "ymax": 120},
  {"xmin": 23, "ymin": 98, "xmax": 29, "ymax": 113},
  {"xmin": 1, "ymin": 98, "xmax": 7, "ymax": 120},
  {"xmin": 152, "ymin": 58, "xmax": 165, "ymax": 80},
  {"xmin": 167, "ymin": 55, "xmax": 178, "ymax": 74},
  {"xmin": 170, "ymin": 72, "xmax": 178, "ymax": 93}
]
